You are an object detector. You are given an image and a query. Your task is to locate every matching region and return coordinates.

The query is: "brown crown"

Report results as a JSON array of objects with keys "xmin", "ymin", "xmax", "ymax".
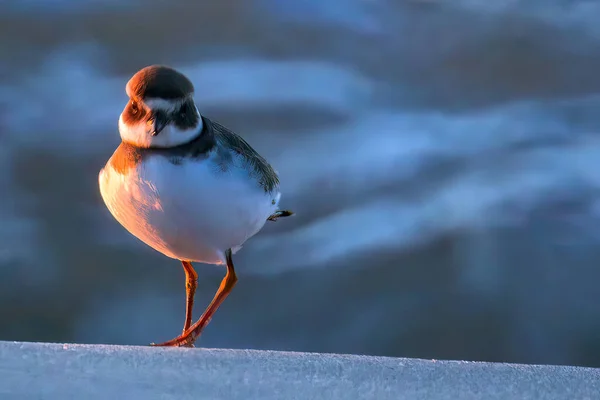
[{"xmin": 126, "ymin": 65, "xmax": 194, "ymax": 100}]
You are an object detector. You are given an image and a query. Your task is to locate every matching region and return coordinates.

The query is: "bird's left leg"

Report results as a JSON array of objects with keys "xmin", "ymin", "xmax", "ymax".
[
  {"xmin": 267, "ymin": 210, "xmax": 294, "ymax": 222},
  {"xmin": 181, "ymin": 261, "xmax": 198, "ymax": 334},
  {"xmin": 151, "ymin": 248, "xmax": 238, "ymax": 347}
]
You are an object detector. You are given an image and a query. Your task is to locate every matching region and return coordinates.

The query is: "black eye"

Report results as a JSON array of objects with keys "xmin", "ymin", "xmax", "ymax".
[
  {"xmin": 178, "ymin": 107, "xmax": 187, "ymax": 120},
  {"xmin": 131, "ymin": 101, "xmax": 138, "ymax": 114},
  {"xmin": 172, "ymin": 102, "xmax": 198, "ymax": 129}
]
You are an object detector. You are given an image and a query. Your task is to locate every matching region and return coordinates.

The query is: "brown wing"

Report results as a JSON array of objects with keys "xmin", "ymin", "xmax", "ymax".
[{"xmin": 209, "ymin": 119, "xmax": 280, "ymax": 193}]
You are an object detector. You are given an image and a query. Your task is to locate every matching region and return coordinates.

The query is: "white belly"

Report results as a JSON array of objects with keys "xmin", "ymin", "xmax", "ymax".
[{"xmin": 99, "ymin": 153, "xmax": 280, "ymax": 264}]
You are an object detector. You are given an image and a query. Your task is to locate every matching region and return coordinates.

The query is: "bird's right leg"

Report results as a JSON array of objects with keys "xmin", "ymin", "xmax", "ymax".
[
  {"xmin": 181, "ymin": 261, "xmax": 198, "ymax": 336},
  {"xmin": 152, "ymin": 249, "xmax": 238, "ymax": 347}
]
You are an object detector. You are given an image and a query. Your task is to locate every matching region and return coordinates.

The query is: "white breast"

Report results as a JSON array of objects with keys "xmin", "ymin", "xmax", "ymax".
[{"xmin": 98, "ymin": 150, "xmax": 280, "ymax": 265}]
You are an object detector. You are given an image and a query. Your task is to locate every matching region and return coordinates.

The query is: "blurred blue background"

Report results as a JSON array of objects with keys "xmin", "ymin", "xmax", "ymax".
[{"xmin": 1, "ymin": 0, "xmax": 600, "ymax": 367}]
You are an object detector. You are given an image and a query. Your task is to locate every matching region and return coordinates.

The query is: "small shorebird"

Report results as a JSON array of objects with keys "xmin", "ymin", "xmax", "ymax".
[{"xmin": 98, "ymin": 65, "xmax": 292, "ymax": 347}]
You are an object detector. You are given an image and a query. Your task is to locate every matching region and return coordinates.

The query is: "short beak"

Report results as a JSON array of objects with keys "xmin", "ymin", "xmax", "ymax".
[{"xmin": 149, "ymin": 112, "xmax": 170, "ymax": 136}]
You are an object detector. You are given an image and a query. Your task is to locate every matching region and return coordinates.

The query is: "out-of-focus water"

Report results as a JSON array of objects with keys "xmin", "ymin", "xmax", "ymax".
[{"xmin": 1, "ymin": 0, "xmax": 600, "ymax": 366}]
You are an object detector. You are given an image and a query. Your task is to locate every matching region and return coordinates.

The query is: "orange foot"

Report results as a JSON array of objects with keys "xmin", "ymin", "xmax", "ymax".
[{"xmin": 150, "ymin": 331, "xmax": 199, "ymax": 347}]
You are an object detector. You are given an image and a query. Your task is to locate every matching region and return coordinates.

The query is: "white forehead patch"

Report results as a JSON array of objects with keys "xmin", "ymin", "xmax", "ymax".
[{"xmin": 143, "ymin": 97, "xmax": 189, "ymax": 112}]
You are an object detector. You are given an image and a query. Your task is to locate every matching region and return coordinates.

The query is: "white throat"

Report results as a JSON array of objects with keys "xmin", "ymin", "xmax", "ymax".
[{"xmin": 118, "ymin": 102, "xmax": 203, "ymax": 148}]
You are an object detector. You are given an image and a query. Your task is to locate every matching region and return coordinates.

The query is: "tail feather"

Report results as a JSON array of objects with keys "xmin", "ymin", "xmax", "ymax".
[{"xmin": 267, "ymin": 210, "xmax": 294, "ymax": 222}]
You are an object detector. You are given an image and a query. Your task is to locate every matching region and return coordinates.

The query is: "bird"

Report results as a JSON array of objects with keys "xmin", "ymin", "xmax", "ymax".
[{"xmin": 98, "ymin": 65, "xmax": 293, "ymax": 347}]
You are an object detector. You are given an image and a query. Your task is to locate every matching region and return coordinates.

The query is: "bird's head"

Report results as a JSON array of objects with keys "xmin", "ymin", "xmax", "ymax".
[{"xmin": 118, "ymin": 65, "xmax": 202, "ymax": 148}]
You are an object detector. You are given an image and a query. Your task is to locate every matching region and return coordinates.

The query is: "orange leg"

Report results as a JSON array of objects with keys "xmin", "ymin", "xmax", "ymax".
[
  {"xmin": 152, "ymin": 249, "xmax": 238, "ymax": 347},
  {"xmin": 181, "ymin": 261, "xmax": 198, "ymax": 333}
]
